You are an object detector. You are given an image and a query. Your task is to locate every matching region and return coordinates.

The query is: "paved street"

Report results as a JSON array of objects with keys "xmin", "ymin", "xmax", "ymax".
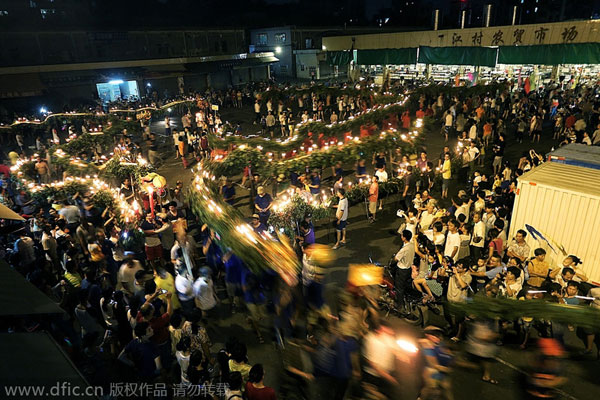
[{"xmin": 153, "ymin": 104, "xmax": 596, "ymax": 400}]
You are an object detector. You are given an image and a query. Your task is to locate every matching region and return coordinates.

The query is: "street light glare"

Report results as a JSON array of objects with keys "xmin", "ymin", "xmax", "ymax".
[
  {"xmin": 396, "ymin": 338, "xmax": 419, "ymax": 353},
  {"xmin": 275, "ymin": 46, "xmax": 282, "ymax": 54}
]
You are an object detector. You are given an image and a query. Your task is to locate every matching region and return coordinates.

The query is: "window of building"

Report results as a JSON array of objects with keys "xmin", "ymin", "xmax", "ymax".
[
  {"xmin": 300, "ymin": 64, "xmax": 305, "ymax": 71},
  {"xmin": 40, "ymin": 8, "xmax": 56, "ymax": 18},
  {"xmin": 274, "ymin": 33, "xmax": 286, "ymax": 43},
  {"xmin": 305, "ymin": 38, "xmax": 313, "ymax": 49},
  {"xmin": 221, "ymin": 41, "xmax": 227, "ymax": 53},
  {"xmin": 0, "ymin": 11, "xmax": 8, "ymax": 16},
  {"xmin": 30, "ymin": 0, "xmax": 37, "ymax": 8},
  {"xmin": 257, "ymin": 33, "xmax": 268, "ymax": 45},
  {"xmin": 214, "ymin": 41, "xmax": 220, "ymax": 53}
]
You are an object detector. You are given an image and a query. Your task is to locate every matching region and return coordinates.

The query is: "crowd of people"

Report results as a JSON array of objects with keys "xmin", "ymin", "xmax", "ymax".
[{"xmin": 1, "ymin": 77, "xmax": 600, "ymax": 400}]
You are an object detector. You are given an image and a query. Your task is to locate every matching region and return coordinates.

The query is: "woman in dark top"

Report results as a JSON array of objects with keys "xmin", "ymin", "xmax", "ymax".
[{"xmin": 355, "ymin": 159, "xmax": 367, "ymax": 182}]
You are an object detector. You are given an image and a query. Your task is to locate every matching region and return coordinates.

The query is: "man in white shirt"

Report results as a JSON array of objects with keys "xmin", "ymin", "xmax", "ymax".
[
  {"xmin": 193, "ymin": 267, "xmax": 217, "ymax": 317},
  {"xmin": 395, "ymin": 230, "xmax": 415, "ymax": 311},
  {"xmin": 375, "ymin": 166, "xmax": 388, "ymax": 210},
  {"xmin": 506, "ymin": 229, "xmax": 531, "ymax": 263},
  {"xmin": 41, "ymin": 225, "xmax": 59, "ymax": 268},
  {"xmin": 443, "ymin": 112, "xmax": 453, "ymax": 141},
  {"xmin": 174, "ymin": 265, "xmax": 195, "ymax": 315},
  {"xmin": 491, "ymin": 267, "xmax": 522, "ymax": 299},
  {"xmin": 58, "ymin": 203, "xmax": 81, "ymax": 226},
  {"xmin": 470, "ymin": 212, "xmax": 486, "ymax": 261},
  {"xmin": 481, "ymin": 204, "xmax": 496, "ymax": 234},
  {"xmin": 444, "ymin": 220, "xmax": 461, "ymax": 262},
  {"xmin": 468, "ymin": 142, "xmax": 480, "ymax": 167},
  {"xmin": 419, "ymin": 203, "xmax": 437, "ymax": 232},
  {"xmin": 171, "ymin": 231, "xmax": 196, "ymax": 277},
  {"xmin": 181, "ymin": 113, "xmax": 191, "ymax": 129},
  {"xmin": 445, "ymin": 112, "xmax": 453, "ymax": 128},
  {"xmin": 438, "ymin": 260, "xmax": 471, "ymax": 340},
  {"xmin": 454, "ymin": 197, "xmax": 470, "ymax": 223},
  {"xmin": 363, "ymin": 321, "xmax": 400, "ymax": 396},
  {"xmin": 117, "ymin": 255, "xmax": 143, "ymax": 296},
  {"xmin": 375, "ymin": 166, "xmax": 388, "ymax": 183},
  {"xmin": 469, "ymin": 123, "xmax": 478, "ymax": 140}
]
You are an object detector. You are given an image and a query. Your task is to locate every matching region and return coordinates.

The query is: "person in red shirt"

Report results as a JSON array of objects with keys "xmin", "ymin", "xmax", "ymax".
[
  {"xmin": 565, "ymin": 114, "xmax": 576, "ymax": 130},
  {"xmin": 368, "ymin": 176, "xmax": 379, "ymax": 223},
  {"xmin": 415, "ymin": 108, "xmax": 425, "ymax": 119},
  {"xmin": 401, "ymin": 110, "xmax": 411, "ymax": 129},
  {"xmin": 137, "ymin": 291, "xmax": 173, "ymax": 343},
  {"xmin": 245, "ymin": 364, "xmax": 277, "ymax": 400},
  {"xmin": 317, "ymin": 133, "xmax": 326, "ymax": 149},
  {"xmin": 136, "ymin": 289, "xmax": 173, "ymax": 366},
  {"xmin": 0, "ymin": 161, "xmax": 11, "ymax": 178},
  {"xmin": 303, "ymin": 132, "xmax": 314, "ymax": 151}
]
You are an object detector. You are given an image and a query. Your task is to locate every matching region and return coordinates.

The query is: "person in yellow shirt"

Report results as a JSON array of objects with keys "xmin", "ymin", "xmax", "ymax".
[
  {"xmin": 527, "ymin": 248, "xmax": 550, "ymax": 288},
  {"xmin": 229, "ymin": 342, "xmax": 252, "ymax": 384},
  {"xmin": 154, "ymin": 264, "xmax": 181, "ymax": 310},
  {"xmin": 441, "ymin": 152, "xmax": 452, "ymax": 199},
  {"xmin": 63, "ymin": 260, "xmax": 82, "ymax": 288},
  {"xmin": 8, "ymin": 151, "xmax": 20, "ymax": 165}
]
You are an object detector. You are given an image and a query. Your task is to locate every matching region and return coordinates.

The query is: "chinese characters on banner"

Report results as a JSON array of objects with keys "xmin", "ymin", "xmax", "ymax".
[
  {"xmin": 427, "ymin": 22, "xmax": 587, "ymax": 47},
  {"xmin": 322, "ymin": 20, "xmax": 599, "ymax": 51},
  {"xmin": 445, "ymin": 25, "xmax": 578, "ymax": 47}
]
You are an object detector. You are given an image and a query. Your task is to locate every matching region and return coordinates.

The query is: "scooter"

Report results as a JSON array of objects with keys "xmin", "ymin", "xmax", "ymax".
[{"xmin": 371, "ymin": 256, "xmax": 442, "ymax": 326}]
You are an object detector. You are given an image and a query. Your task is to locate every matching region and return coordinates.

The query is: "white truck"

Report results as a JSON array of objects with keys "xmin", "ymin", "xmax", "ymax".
[{"xmin": 509, "ymin": 160, "xmax": 600, "ymax": 286}]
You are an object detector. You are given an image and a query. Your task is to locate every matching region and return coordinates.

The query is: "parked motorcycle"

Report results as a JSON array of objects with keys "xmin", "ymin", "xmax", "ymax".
[{"xmin": 371, "ymin": 256, "xmax": 442, "ymax": 327}]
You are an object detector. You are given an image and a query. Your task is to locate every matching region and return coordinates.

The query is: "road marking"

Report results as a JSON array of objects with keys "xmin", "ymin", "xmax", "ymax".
[{"xmin": 493, "ymin": 356, "xmax": 578, "ymax": 400}]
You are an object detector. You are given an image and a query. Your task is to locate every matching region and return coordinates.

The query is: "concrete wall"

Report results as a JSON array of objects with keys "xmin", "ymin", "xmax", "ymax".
[
  {"xmin": 295, "ymin": 52, "xmax": 319, "ymax": 80},
  {"xmin": 0, "ymin": 29, "xmax": 246, "ymax": 67},
  {"xmin": 251, "ymin": 66, "xmax": 268, "ymax": 81},
  {"xmin": 250, "ymin": 27, "xmax": 294, "ymax": 77},
  {"xmin": 232, "ymin": 68, "xmax": 250, "ymax": 86}
]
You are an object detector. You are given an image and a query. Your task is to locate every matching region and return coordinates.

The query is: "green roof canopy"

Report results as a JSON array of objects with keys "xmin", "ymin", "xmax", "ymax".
[
  {"xmin": 498, "ymin": 43, "xmax": 600, "ymax": 65},
  {"xmin": 356, "ymin": 48, "xmax": 418, "ymax": 65},
  {"xmin": 418, "ymin": 46, "xmax": 497, "ymax": 67},
  {"xmin": 326, "ymin": 51, "xmax": 353, "ymax": 66}
]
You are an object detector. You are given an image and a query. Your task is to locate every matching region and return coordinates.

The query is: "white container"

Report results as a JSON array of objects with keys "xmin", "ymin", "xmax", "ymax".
[{"xmin": 509, "ymin": 162, "xmax": 600, "ymax": 285}]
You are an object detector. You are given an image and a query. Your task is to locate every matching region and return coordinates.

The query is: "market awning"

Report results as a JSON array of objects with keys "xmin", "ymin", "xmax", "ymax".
[
  {"xmin": 0, "ymin": 52, "xmax": 277, "ymax": 75},
  {"xmin": 498, "ymin": 42, "xmax": 600, "ymax": 65},
  {"xmin": 356, "ymin": 48, "xmax": 418, "ymax": 65},
  {"xmin": 0, "ymin": 332, "xmax": 95, "ymax": 397},
  {"xmin": 185, "ymin": 55, "xmax": 279, "ymax": 73},
  {"xmin": 327, "ymin": 51, "xmax": 353, "ymax": 66},
  {"xmin": 0, "ymin": 261, "xmax": 65, "ymax": 317},
  {"xmin": 0, "ymin": 203, "xmax": 25, "ymax": 221},
  {"xmin": 418, "ymin": 46, "xmax": 497, "ymax": 67}
]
